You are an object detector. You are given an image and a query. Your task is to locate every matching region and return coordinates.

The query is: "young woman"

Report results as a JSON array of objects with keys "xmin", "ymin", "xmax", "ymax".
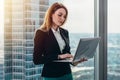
[{"xmin": 33, "ymin": 2, "xmax": 87, "ymax": 80}]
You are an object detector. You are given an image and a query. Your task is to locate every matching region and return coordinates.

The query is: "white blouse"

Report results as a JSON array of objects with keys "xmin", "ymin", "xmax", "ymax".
[{"xmin": 51, "ymin": 28, "xmax": 65, "ymax": 53}]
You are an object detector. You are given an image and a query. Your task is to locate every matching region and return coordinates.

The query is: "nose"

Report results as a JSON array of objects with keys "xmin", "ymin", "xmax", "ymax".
[
  {"xmin": 61, "ymin": 17, "xmax": 65, "ymax": 21},
  {"xmin": 60, "ymin": 16, "xmax": 65, "ymax": 21}
]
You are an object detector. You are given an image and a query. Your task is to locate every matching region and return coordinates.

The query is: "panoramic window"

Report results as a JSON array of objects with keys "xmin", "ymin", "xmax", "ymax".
[
  {"xmin": 63, "ymin": 0, "xmax": 94, "ymax": 80},
  {"xmin": 108, "ymin": 0, "xmax": 120, "ymax": 80}
]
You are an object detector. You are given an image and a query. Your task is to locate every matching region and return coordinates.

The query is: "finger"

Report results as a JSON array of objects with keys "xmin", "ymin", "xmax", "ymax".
[
  {"xmin": 66, "ymin": 54, "xmax": 73, "ymax": 58},
  {"xmin": 83, "ymin": 58, "xmax": 88, "ymax": 61}
]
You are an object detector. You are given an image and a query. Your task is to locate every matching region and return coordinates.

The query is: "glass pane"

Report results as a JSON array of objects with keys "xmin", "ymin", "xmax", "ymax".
[
  {"xmin": 108, "ymin": 0, "xmax": 120, "ymax": 80},
  {"xmin": 0, "ymin": 0, "xmax": 4, "ymax": 80},
  {"xmin": 63, "ymin": 0, "xmax": 94, "ymax": 80}
]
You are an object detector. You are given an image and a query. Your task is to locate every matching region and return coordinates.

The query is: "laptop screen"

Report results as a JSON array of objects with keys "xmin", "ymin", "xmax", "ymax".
[{"xmin": 73, "ymin": 37, "xmax": 100, "ymax": 62}]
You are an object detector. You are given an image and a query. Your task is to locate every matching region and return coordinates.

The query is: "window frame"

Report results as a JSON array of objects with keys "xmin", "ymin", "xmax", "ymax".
[{"xmin": 94, "ymin": 0, "xmax": 107, "ymax": 80}]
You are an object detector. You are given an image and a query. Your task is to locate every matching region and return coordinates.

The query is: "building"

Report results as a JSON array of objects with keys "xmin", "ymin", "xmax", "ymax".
[
  {"xmin": 4, "ymin": 0, "xmax": 49, "ymax": 80},
  {"xmin": 0, "ymin": 50, "xmax": 4, "ymax": 80}
]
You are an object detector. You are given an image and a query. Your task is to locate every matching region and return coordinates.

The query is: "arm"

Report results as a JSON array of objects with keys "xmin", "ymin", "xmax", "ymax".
[
  {"xmin": 33, "ymin": 29, "xmax": 61, "ymax": 64},
  {"xmin": 62, "ymin": 29, "xmax": 88, "ymax": 66},
  {"xmin": 33, "ymin": 29, "xmax": 46, "ymax": 64}
]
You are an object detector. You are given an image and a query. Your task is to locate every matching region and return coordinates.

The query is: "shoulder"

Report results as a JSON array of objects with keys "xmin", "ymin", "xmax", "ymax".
[
  {"xmin": 34, "ymin": 28, "xmax": 47, "ymax": 39},
  {"xmin": 35, "ymin": 28, "xmax": 47, "ymax": 35}
]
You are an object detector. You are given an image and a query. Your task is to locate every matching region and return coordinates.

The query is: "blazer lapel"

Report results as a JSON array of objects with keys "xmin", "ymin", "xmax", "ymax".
[
  {"xmin": 59, "ymin": 28, "xmax": 69, "ymax": 46},
  {"xmin": 48, "ymin": 29, "xmax": 61, "ymax": 52},
  {"xmin": 59, "ymin": 28, "xmax": 71, "ymax": 54}
]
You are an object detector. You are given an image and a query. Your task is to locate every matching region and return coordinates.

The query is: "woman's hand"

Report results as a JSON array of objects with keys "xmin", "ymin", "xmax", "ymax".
[
  {"xmin": 72, "ymin": 58, "xmax": 88, "ymax": 66},
  {"xmin": 58, "ymin": 53, "xmax": 73, "ymax": 59}
]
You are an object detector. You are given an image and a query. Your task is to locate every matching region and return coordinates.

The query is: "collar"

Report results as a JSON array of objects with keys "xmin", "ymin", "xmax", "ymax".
[{"xmin": 51, "ymin": 27, "xmax": 60, "ymax": 33}]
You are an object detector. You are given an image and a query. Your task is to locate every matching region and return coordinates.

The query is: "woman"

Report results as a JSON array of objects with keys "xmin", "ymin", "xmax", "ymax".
[{"xmin": 33, "ymin": 2, "xmax": 87, "ymax": 80}]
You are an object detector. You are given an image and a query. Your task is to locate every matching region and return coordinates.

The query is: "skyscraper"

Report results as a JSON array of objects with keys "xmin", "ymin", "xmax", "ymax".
[
  {"xmin": 0, "ymin": 43, "xmax": 4, "ymax": 80},
  {"xmin": 4, "ymin": 0, "xmax": 49, "ymax": 80}
]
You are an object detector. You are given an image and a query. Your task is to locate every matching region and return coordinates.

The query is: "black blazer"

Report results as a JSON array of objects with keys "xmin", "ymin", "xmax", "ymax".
[{"xmin": 33, "ymin": 28, "xmax": 72, "ymax": 77}]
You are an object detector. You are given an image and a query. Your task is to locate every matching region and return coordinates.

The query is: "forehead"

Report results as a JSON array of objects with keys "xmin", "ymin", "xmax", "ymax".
[{"xmin": 54, "ymin": 8, "xmax": 66, "ymax": 15}]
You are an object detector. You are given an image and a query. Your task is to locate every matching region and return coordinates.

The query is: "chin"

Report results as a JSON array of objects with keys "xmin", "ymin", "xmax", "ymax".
[{"xmin": 58, "ymin": 24, "xmax": 62, "ymax": 26}]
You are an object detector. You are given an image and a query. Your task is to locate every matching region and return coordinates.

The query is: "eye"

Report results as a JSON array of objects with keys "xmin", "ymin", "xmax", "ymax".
[
  {"xmin": 58, "ymin": 14, "xmax": 66, "ymax": 19},
  {"xmin": 58, "ymin": 14, "xmax": 62, "ymax": 17}
]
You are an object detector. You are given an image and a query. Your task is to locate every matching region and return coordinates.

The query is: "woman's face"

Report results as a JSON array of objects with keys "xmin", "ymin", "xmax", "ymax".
[{"xmin": 52, "ymin": 8, "xmax": 67, "ymax": 27}]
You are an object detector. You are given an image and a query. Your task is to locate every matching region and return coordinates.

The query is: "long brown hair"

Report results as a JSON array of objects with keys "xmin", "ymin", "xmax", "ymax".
[{"xmin": 40, "ymin": 2, "xmax": 68, "ymax": 32}]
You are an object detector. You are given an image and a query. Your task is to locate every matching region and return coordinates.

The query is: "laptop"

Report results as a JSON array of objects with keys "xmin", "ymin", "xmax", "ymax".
[{"xmin": 54, "ymin": 37, "xmax": 101, "ymax": 63}]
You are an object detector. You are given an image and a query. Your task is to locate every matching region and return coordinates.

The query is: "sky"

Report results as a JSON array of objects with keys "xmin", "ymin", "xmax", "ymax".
[
  {"xmin": 108, "ymin": 0, "xmax": 120, "ymax": 33},
  {"xmin": 62, "ymin": 0, "xmax": 120, "ymax": 33},
  {"xmin": 63, "ymin": 0, "xmax": 94, "ymax": 33}
]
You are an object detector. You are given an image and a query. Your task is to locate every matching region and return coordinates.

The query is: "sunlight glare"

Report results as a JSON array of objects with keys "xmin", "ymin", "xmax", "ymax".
[
  {"xmin": 0, "ymin": 0, "xmax": 4, "ymax": 62},
  {"xmin": 0, "ymin": 0, "xmax": 4, "ymax": 34}
]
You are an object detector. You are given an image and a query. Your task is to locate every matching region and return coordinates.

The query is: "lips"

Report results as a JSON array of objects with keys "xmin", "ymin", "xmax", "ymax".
[{"xmin": 59, "ymin": 21, "xmax": 63, "ymax": 24}]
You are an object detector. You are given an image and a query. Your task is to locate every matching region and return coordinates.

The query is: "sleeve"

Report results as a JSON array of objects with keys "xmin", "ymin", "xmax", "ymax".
[
  {"xmin": 33, "ymin": 29, "xmax": 46, "ymax": 64},
  {"xmin": 33, "ymin": 29, "xmax": 59, "ymax": 65}
]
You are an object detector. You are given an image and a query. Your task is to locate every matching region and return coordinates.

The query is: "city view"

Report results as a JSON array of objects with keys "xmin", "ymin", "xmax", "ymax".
[{"xmin": 69, "ymin": 33, "xmax": 120, "ymax": 80}]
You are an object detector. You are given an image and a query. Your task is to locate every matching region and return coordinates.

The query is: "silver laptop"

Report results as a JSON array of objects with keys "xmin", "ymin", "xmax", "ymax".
[{"xmin": 54, "ymin": 37, "xmax": 101, "ymax": 63}]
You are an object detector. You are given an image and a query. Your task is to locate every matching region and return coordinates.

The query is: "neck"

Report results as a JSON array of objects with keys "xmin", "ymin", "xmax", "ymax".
[{"xmin": 52, "ymin": 25, "xmax": 59, "ymax": 31}]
